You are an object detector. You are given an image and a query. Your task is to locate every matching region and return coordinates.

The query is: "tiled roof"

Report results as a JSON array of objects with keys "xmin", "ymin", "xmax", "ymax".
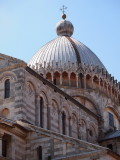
[{"xmin": 99, "ymin": 130, "xmax": 120, "ymax": 141}]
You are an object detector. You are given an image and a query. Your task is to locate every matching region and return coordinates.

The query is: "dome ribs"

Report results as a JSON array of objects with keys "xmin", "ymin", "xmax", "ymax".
[{"xmin": 65, "ymin": 36, "xmax": 81, "ymax": 65}]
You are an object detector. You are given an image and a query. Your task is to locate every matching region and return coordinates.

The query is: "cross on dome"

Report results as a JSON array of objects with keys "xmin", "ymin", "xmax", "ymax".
[
  {"xmin": 60, "ymin": 5, "xmax": 67, "ymax": 20},
  {"xmin": 60, "ymin": 5, "xmax": 67, "ymax": 14}
]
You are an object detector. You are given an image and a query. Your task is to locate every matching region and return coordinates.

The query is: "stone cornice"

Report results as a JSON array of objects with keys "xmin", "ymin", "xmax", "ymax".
[
  {"xmin": 17, "ymin": 120, "xmax": 105, "ymax": 150},
  {"xmin": 0, "ymin": 63, "xmax": 27, "ymax": 73},
  {"xmin": 18, "ymin": 121, "xmax": 120, "ymax": 160},
  {"xmin": 0, "ymin": 117, "xmax": 28, "ymax": 139},
  {"xmin": 52, "ymin": 150, "xmax": 107, "ymax": 160}
]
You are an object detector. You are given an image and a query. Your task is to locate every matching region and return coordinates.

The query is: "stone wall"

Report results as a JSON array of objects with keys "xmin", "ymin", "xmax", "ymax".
[
  {"xmin": 1, "ymin": 64, "xmax": 119, "ymax": 144},
  {"xmin": 22, "ymin": 69, "xmax": 99, "ymax": 143},
  {"xmin": 24, "ymin": 124, "xmax": 118, "ymax": 160}
]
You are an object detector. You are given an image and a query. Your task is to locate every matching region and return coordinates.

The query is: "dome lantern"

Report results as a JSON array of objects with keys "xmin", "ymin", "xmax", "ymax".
[
  {"xmin": 56, "ymin": 20, "xmax": 74, "ymax": 37},
  {"xmin": 56, "ymin": 5, "xmax": 74, "ymax": 37}
]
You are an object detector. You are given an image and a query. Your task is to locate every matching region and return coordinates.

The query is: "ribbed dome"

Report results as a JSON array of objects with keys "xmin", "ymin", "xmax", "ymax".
[{"xmin": 28, "ymin": 36, "xmax": 106, "ymax": 71}]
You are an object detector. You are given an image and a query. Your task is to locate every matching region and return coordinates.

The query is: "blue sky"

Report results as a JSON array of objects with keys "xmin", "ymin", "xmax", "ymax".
[{"xmin": 0, "ymin": 0, "xmax": 120, "ymax": 81}]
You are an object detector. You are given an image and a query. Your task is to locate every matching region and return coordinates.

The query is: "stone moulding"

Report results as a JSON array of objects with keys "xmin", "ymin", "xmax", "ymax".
[{"xmin": 0, "ymin": 117, "xmax": 28, "ymax": 138}]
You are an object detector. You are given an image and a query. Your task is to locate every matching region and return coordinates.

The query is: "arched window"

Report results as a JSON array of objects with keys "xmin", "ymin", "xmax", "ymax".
[
  {"xmin": 62, "ymin": 111, "xmax": 66, "ymax": 135},
  {"xmin": 5, "ymin": 79, "xmax": 10, "ymax": 98},
  {"xmin": 40, "ymin": 97, "xmax": 43, "ymax": 128}
]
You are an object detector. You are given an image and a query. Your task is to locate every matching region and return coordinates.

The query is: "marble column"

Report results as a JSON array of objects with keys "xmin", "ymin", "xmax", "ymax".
[
  {"xmin": 102, "ymin": 81, "xmax": 105, "ymax": 93},
  {"xmin": 60, "ymin": 73, "xmax": 62, "ymax": 85},
  {"xmin": 76, "ymin": 74, "xmax": 79, "ymax": 88},
  {"xmin": 91, "ymin": 76, "xmax": 93, "ymax": 89},
  {"xmin": 69, "ymin": 116, "xmax": 72, "ymax": 137},
  {"xmin": 68, "ymin": 73, "xmax": 71, "ymax": 86},
  {"xmin": 47, "ymin": 104, "xmax": 52, "ymax": 130},
  {"xmin": 35, "ymin": 95, "xmax": 40, "ymax": 126},
  {"xmin": 98, "ymin": 78, "xmax": 100, "ymax": 91},
  {"xmin": 51, "ymin": 72, "xmax": 54, "ymax": 83},
  {"xmin": 106, "ymin": 84, "xmax": 108, "ymax": 96},
  {"xmin": 84, "ymin": 75, "xmax": 86, "ymax": 89},
  {"xmin": 58, "ymin": 111, "xmax": 62, "ymax": 134},
  {"xmin": 44, "ymin": 102, "xmax": 48, "ymax": 129},
  {"xmin": 111, "ymin": 86, "xmax": 113, "ymax": 98}
]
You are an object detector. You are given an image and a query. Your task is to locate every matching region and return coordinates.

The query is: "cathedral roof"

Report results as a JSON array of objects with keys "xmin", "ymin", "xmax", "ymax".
[
  {"xmin": 99, "ymin": 130, "xmax": 120, "ymax": 141},
  {"xmin": 28, "ymin": 15, "xmax": 106, "ymax": 71}
]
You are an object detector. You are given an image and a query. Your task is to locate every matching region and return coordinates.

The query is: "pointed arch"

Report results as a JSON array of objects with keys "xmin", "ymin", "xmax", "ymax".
[
  {"xmin": 108, "ymin": 83, "xmax": 111, "ymax": 96},
  {"xmin": 54, "ymin": 71, "xmax": 60, "ymax": 85},
  {"xmin": 70, "ymin": 72, "xmax": 76, "ymax": 87},
  {"xmin": 62, "ymin": 71, "xmax": 69, "ymax": 86},
  {"xmin": 100, "ymin": 78, "xmax": 103, "ymax": 90},
  {"xmin": 46, "ymin": 72, "xmax": 52, "ymax": 82},
  {"xmin": 93, "ymin": 75, "xmax": 99, "ymax": 90},
  {"xmin": 79, "ymin": 73, "xmax": 84, "ymax": 88},
  {"xmin": 86, "ymin": 74, "xmax": 91, "ymax": 89}
]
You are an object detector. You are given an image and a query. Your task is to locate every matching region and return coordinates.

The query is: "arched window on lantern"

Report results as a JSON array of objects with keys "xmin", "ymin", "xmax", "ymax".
[
  {"xmin": 40, "ymin": 97, "xmax": 44, "ymax": 128},
  {"xmin": 5, "ymin": 79, "xmax": 10, "ymax": 99},
  {"xmin": 62, "ymin": 111, "xmax": 66, "ymax": 135}
]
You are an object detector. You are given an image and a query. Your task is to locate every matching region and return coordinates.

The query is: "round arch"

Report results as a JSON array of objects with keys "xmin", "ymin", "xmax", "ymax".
[
  {"xmin": 71, "ymin": 93, "xmax": 101, "ymax": 116},
  {"xmin": 0, "ymin": 71, "xmax": 17, "ymax": 82}
]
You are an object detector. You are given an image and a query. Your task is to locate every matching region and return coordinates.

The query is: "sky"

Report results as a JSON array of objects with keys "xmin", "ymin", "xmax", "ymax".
[{"xmin": 0, "ymin": 0, "xmax": 120, "ymax": 81}]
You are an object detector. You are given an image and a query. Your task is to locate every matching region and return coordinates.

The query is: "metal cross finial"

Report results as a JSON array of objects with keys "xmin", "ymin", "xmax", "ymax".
[{"xmin": 60, "ymin": 5, "xmax": 67, "ymax": 14}]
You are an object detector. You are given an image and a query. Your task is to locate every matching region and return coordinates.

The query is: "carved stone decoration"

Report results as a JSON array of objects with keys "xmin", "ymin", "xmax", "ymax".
[
  {"xmin": 26, "ymin": 82, "xmax": 35, "ymax": 97},
  {"xmin": 51, "ymin": 102, "xmax": 57, "ymax": 116},
  {"xmin": 1, "ymin": 108, "xmax": 10, "ymax": 118}
]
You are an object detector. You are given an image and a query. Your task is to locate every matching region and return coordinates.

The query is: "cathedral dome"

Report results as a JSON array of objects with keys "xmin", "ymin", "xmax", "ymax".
[{"xmin": 28, "ymin": 16, "xmax": 106, "ymax": 71}]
